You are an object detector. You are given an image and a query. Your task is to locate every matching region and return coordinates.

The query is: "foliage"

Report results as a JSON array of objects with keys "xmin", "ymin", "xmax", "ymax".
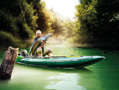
[
  {"xmin": 0, "ymin": 0, "xmax": 47, "ymax": 48},
  {"xmin": 0, "ymin": 10, "xmax": 18, "ymax": 36},
  {"xmin": 75, "ymin": 0, "xmax": 119, "ymax": 44},
  {"xmin": 1, "ymin": 0, "xmax": 119, "ymax": 49},
  {"xmin": 0, "ymin": 0, "xmax": 69, "ymax": 48},
  {"xmin": 0, "ymin": 31, "xmax": 24, "ymax": 47},
  {"xmin": 31, "ymin": 0, "xmax": 49, "ymax": 33},
  {"xmin": 95, "ymin": 0, "xmax": 119, "ymax": 43},
  {"xmin": 48, "ymin": 9, "xmax": 65, "ymax": 35},
  {"xmin": 75, "ymin": 0, "xmax": 98, "ymax": 43}
]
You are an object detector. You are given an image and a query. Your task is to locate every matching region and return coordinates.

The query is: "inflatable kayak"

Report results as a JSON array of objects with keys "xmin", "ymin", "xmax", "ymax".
[{"xmin": 16, "ymin": 55, "xmax": 105, "ymax": 67}]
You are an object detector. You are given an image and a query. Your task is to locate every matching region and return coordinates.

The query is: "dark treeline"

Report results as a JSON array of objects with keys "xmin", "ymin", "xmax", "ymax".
[
  {"xmin": 0, "ymin": 0, "xmax": 38, "ymax": 47},
  {"xmin": 0, "ymin": 0, "xmax": 67, "ymax": 48},
  {"xmin": 0, "ymin": 0, "xmax": 119, "ymax": 49},
  {"xmin": 74, "ymin": 0, "xmax": 119, "ymax": 49}
]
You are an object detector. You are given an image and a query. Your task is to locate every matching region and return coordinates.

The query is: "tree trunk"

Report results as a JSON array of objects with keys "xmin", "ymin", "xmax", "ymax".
[{"xmin": 0, "ymin": 46, "xmax": 18, "ymax": 80}]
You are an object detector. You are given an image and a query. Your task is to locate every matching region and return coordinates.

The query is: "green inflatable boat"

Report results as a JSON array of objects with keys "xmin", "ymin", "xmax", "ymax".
[{"xmin": 16, "ymin": 55, "xmax": 105, "ymax": 67}]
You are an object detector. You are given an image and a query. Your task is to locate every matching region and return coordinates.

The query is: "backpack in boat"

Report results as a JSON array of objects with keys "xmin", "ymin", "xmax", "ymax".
[{"xmin": 20, "ymin": 50, "xmax": 28, "ymax": 56}]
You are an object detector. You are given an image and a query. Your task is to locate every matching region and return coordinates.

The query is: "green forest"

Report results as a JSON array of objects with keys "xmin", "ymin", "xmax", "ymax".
[{"xmin": 0, "ymin": 0, "xmax": 119, "ymax": 49}]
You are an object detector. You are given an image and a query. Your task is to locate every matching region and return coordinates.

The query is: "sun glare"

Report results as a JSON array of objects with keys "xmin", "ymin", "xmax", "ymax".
[{"xmin": 42, "ymin": 0, "xmax": 79, "ymax": 21}]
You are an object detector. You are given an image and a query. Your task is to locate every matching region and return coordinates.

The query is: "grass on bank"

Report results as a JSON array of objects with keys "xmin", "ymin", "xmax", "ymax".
[{"xmin": 0, "ymin": 31, "xmax": 33, "ymax": 50}]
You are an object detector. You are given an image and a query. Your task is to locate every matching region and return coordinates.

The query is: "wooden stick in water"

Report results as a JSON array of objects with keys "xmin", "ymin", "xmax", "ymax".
[{"xmin": 0, "ymin": 46, "xmax": 18, "ymax": 80}]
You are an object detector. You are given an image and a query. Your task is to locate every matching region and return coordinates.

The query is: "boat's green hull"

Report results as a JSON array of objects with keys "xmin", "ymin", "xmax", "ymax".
[{"xmin": 16, "ymin": 56, "xmax": 105, "ymax": 67}]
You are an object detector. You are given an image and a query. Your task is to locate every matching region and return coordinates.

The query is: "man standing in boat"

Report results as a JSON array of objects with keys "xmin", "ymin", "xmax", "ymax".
[{"xmin": 30, "ymin": 30, "xmax": 53, "ymax": 57}]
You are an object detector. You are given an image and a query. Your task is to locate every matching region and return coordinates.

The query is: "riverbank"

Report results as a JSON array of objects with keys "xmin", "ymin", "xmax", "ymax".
[
  {"xmin": 46, "ymin": 37, "xmax": 119, "ymax": 50},
  {"xmin": 0, "ymin": 42, "xmax": 119, "ymax": 53},
  {"xmin": 65, "ymin": 43, "xmax": 119, "ymax": 50}
]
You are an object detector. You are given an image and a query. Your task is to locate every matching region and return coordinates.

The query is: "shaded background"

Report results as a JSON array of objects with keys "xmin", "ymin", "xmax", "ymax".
[{"xmin": 0, "ymin": 0, "xmax": 119, "ymax": 49}]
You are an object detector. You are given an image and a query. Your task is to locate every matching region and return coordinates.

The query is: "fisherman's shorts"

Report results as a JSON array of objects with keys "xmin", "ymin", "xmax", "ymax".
[{"xmin": 35, "ymin": 47, "xmax": 53, "ymax": 56}]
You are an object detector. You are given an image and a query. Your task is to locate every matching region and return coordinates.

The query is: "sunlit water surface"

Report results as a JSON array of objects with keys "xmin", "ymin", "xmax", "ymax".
[{"xmin": 0, "ymin": 47, "xmax": 119, "ymax": 90}]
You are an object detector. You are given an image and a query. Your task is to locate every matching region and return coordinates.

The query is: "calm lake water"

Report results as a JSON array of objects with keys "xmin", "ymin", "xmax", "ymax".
[{"xmin": 0, "ymin": 47, "xmax": 119, "ymax": 90}]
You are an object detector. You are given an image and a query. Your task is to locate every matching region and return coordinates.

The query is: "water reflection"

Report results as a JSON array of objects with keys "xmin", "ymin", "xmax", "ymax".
[
  {"xmin": 15, "ymin": 64, "xmax": 91, "ymax": 90},
  {"xmin": 0, "ymin": 63, "xmax": 93, "ymax": 90},
  {"xmin": 45, "ymin": 73, "xmax": 86, "ymax": 90},
  {"xmin": 14, "ymin": 63, "xmax": 92, "ymax": 73}
]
